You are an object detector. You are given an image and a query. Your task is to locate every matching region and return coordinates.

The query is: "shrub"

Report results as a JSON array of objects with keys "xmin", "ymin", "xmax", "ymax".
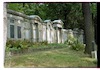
[
  {"xmin": 6, "ymin": 39, "xmax": 66, "ymax": 52},
  {"xmin": 65, "ymin": 36, "xmax": 84, "ymax": 51},
  {"xmin": 6, "ymin": 40, "xmax": 32, "ymax": 50},
  {"xmin": 6, "ymin": 40, "xmax": 48, "ymax": 50},
  {"xmin": 71, "ymin": 40, "xmax": 85, "ymax": 51},
  {"xmin": 41, "ymin": 41, "xmax": 48, "ymax": 45},
  {"xmin": 18, "ymin": 40, "xmax": 31, "ymax": 49}
]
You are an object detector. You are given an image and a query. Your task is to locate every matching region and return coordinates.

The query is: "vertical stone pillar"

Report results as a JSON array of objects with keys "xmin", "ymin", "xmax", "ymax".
[
  {"xmin": 39, "ymin": 25, "xmax": 42, "ymax": 42},
  {"xmin": 15, "ymin": 20, "xmax": 17, "ymax": 40},
  {"xmin": 80, "ymin": 30, "xmax": 84, "ymax": 43},
  {"xmin": 30, "ymin": 20, "xmax": 33, "ymax": 42},
  {"xmin": 36, "ymin": 23, "xmax": 39, "ymax": 42},
  {"xmin": 46, "ymin": 24, "xmax": 48, "ymax": 42},
  {"xmin": 7, "ymin": 19, "xmax": 10, "ymax": 39},
  {"xmin": 50, "ymin": 28, "xmax": 52, "ymax": 43},
  {"xmin": 54, "ymin": 29, "xmax": 56, "ymax": 43},
  {"xmin": 60, "ymin": 28, "xmax": 62, "ymax": 43},
  {"xmin": 56, "ymin": 27, "xmax": 58, "ymax": 43},
  {"xmin": 41, "ymin": 25, "xmax": 43, "ymax": 42}
]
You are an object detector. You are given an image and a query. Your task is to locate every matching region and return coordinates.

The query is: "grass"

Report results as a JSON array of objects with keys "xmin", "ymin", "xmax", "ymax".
[
  {"xmin": 6, "ymin": 43, "xmax": 67, "ymax": 51},
  {"xmin": 4, "ymin": 47, "xmax": 97, "ymax": 68}
]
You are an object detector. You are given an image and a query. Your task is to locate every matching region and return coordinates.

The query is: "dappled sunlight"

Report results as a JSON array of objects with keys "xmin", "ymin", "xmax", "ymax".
[{"xmin": 81, "ymin": 57, "xmax": 97, "ymax": 62}]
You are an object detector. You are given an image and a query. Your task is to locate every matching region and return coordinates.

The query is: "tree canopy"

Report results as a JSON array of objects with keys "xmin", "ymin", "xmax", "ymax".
[{"xmin": 7, "ymin": 2, "xmax": 97, "ymax": 29}]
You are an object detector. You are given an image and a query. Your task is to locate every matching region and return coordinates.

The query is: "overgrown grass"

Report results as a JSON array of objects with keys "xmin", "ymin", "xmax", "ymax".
[{"xmin": 4, "ymin": 47, "xmax": 97, "ymax": 68}]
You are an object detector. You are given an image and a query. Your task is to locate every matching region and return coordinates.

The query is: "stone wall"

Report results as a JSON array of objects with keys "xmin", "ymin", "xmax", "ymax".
[
  {"xmin": 7, "ymin": 9, "xmax": 84, "ymax": 44},
  {"xmin": 73, "ymin": 28, "xmax": 84, "ymax": 43}
]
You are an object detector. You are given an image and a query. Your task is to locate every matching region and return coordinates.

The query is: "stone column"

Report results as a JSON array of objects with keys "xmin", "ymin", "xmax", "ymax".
[
  {"xmin": 36, "ymin": 23, "xmax": 39, "ymax": 42},
  {"xmin": 60, "ymin": 28, "xmax": 62, "ymax": 43},
  {"xmin": 21, "ymin": 20, "xmax": 24, "ymax": 40},
  {"xmin": 15, "ymin": 20, "xmax": 17, "ymax": 40},
  {"xmin": 46, "ymin": 24, "xmax": 48, "ymax": 42},
  {"xmin": 80, "ymin": 30, "xmax": 84, "ymax": 43},
  {"xmin": 7, "ymin": 19, "xmax": 10, "ymax": 39},
  {"xmin": 41, "ymin": 25, "xmax": 43, "ymax": 42},
  {"xmin": 40, "ymin": 24, "xmax": 43, "ymax": 42},
  {"xmin": 56, "ymin": 27, "xmax": 58, "ymax": 43},
  {"xmin": 30, "ymin": 20, "xmax": 33, "ymax": 42},
  {"xmin": 50, "ymin": 28, "xmax": 52, "ymax": 43}
]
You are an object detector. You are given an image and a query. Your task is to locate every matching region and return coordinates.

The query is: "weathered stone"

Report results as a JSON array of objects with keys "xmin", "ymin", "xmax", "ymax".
[{"xmin": 7, "ymin": 10, "xmax": 84, "ymax": 45}]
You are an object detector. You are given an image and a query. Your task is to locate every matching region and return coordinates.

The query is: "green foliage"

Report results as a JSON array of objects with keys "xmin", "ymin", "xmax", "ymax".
[
  {"xmin": 18, "ymin": 40, "xmax": 31, "ymax": 49},
  {"xmin": 6, "ymin": 39, "xmax": 67, "ymax": 52},
  {"xmin": 71, "ymin": 40, "xmax": 85, "ymax": 51},
  {"xmin": 40, "ymin": 41, "xmax": 48, "ymax": 45},
  {"xmin": 6, "ymin": 40, "xmax": 31, "ymax": 51},
  {"xmin": 7, "ymin": 3, "xmax": 97, "ymax": 29},
  {"xmin": 90, "ymin": 3, "xmax": 97, "ymax": 18},
  {"xmin": 67, "ymin": 3, "xmax": 84, "ymax": 29},
  {"xmin": 65, "ymin": 36, "xmax": 84, "ymax": 51}
]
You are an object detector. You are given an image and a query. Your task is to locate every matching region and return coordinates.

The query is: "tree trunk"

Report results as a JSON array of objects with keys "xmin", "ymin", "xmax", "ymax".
[
  {"xmin": 4, "ymin": 2, "xmax": 7, "ymax": 63},
  {"xmin": 82, "ymin": 3, "xmax": 94, "ymax": 55}
]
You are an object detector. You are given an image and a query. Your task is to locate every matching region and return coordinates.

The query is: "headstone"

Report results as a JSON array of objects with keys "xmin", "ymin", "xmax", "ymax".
[
  {"xmin": 91, "ymin": 41, "xmax": 97, "ymax": 60},
  {"xmin": 91, "ymin": 51, "xmax": 97, "ymax": 60}
]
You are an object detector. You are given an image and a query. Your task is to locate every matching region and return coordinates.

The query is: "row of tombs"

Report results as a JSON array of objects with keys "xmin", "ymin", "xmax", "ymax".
[{"xmin": 7, "ymin": 9, "xmax": 84, "ymax": 44}]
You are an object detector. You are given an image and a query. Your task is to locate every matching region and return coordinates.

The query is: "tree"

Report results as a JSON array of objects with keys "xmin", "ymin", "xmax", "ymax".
[
  {"xmin": 90, "ymin": 3, "xmax": 97, "ymax": 45},
  {"xmin": 44, "ymin": 3, "xmax": 72, "ymax": 28},
  {"xmin": 7, "ymin": 3, "xmax": 96, "ymax": 30},
  {"xmin": 67, "ymin": 3, "xmax": 84, "ymax": 29},
  {"xmin": 82, "ymin": 3, "xmax": 94, "ymax": 55}
]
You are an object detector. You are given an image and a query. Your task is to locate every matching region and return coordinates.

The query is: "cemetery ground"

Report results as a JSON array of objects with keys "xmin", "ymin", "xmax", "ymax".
[{"xmin": 4, "ymin": 43, "xmax": 97, "ymax": 68}]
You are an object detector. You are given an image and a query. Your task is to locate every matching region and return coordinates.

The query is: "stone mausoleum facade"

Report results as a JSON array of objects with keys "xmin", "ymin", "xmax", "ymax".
[{"xmin": 7, "ymin": 9, "xmax": 84, "ymax": 44}]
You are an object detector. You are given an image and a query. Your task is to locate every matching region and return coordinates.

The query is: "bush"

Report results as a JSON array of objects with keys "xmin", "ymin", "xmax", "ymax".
[
  {"xmin": 65, "ymin": 37, "xmax": 84, "ymax": 51},
  {"xmin": 6, "ymin": 40, "xmax": 32, "ymax": 50},
  {"xmin": 40, "ymin": 41, "xmax": 48, "ymax": 45},
  {"xmin": 6, "ymin": 40, "xmax": 48, "ymax": 50},
  {"xmin": 6, "ymin": 40, "xmax": 19, "ymax": 47},
  {"xmin": 71, "ymin": 40, "xmax": 85, "ymax": 51},
  {"xmin": 18, "ymin": 40, "xmax": 31, "ymax": 49},
  {"xmin": 6, "ymin": 39, "xmax": 66, "ymax": 52}
]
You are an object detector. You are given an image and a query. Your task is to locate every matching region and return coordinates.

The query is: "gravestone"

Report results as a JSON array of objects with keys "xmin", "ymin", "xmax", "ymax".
[{"xmin": 91, "ymin": 41, "xmax": 97, "ymax": 60}]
